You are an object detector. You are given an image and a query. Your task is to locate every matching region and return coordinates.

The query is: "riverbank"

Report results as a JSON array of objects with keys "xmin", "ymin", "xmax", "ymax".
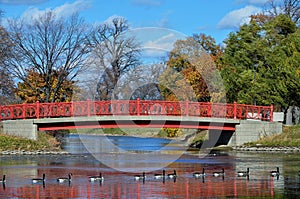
[
  {"xmin": 0, "ymin": 125, "xmax": 299, "ymax": 154},
  {"xmin": 233, "ymin": 145, "xmax": 300, "ymax": 153},
  {"xmin": 0, "ymin": 130, "xmax": 63, "ymax": 153},
  {"xmin": 243, "ymin": 125, "xmax": 300, "ymax": 147}
]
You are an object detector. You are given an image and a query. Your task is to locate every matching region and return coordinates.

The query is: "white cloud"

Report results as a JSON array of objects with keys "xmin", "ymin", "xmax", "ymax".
[
  {"xmin": 143, "ymin": 33, "xmax": 177, "ymax": 51},
  {"xmin": 0, "ymin": 0, "xmax": 48, "ymax": 5},
  {"xmin": 131, "ymin": 0, "xmax": 162, "ymax": 7},
  {"xmin": 217, "ymin": 5, "xmax": 262, "ymax": 29},
  {"xmin": 136, "ymin": 28, "xmax": 186, "ymax": 58},
  {"xmin": 155, "ymin": 16, "xmax": 170, "ymax": 28},
  {"xmin": 20, "ymin": 0, "xmax": 92, "ymax": 21},
  {"xmin": 248, "ymin": 0, "xmax": 268, "ymax": 4},
  {"xmin": 235, "ymin": 0, "xmax": 269, "ymax": 5},
  {"xmin": 102, "ymin": 15, "xmax": 125, "ymax": 25}
]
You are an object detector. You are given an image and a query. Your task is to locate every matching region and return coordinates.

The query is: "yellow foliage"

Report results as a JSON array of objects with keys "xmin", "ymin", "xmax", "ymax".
[
  {"xmin": 158, "ymin": 38, "xmax": 220, "ymax": 102},
  {"xmin": 162, "ymin": 128, "xmax": 183, "ymax": 138},
  {"xmin": 17, "ymin": 69, "xmax": 76, "ymax": 103}
]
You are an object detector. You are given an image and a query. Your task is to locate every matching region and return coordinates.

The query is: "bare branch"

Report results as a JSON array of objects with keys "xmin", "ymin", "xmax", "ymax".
[
  {"xmin": 6, "ymin": 11, "xmax": 91, "ymax": 102},
  {"xmin": 87, "ymin": 17, "xmax": 141, "ymax": 100},
  {"xmin": 266, "ymin": 0, "xmax": 300, "ymax": 24}
]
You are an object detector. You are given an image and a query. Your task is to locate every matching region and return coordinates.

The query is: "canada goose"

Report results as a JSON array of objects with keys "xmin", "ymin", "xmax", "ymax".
[
  {"xmin": 57, "ymin": 173, "xmax": 72, "ymax": 183},
  {"xmin": 89, "ymin": 173, "xmax": 104, "ymax": 182},
  {"xmin": 134, "ymin": 172, "xmax": 146, "ymax": 181},
  {"xmin": 237, "ymin": 168, "xmax": 250, "ymax": 177},
  {"xmin": 32, "ymin": 173, "xmax": 46, "ymax": 183},
  {"xmin": 0, "ymin": 175, "xmax": 5, "ymax": 183},
  {"xmin": 193, "ymin": 168, "xmax": 206, "ymax": 178},
  {"xmin": 154, "ymin": 170, "xmax": 165, "ymax": 179},
  {"xmin": 167, "ymin": 170, "xmax": 177, "ymax": 179},
  {"xmin": 213, "ymin": 168, "xmax": 225, "ymax": 177},
  {"xmin": 270, "ymin": 167, "xmax": 280, "ymax": 177}
]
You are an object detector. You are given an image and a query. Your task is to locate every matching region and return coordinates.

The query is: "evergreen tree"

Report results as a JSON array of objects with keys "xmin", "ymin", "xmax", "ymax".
[{"xmin": 219, "ymin": 14, "xmax": 300, "ymax": 111}]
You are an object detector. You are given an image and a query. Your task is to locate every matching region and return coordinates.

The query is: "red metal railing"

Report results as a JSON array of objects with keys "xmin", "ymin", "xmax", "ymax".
[{"xmin": 0, "ymin": 99, "xmax": 273, "ymax": 122}]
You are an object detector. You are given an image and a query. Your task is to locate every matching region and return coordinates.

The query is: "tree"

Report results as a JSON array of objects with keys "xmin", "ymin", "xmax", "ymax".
[
  {"xmin": 6, "ymin": 11, "xmax": 90, "ymax": 103},
  {"xmin": 159, "ymin": 36, "xmax": 224, "ymax": 102},
  {"xmin": 120, "ymin": 63, "xmax": 166, "ymax": 100},
  {"xmin": 266, "ymin": 0, "xmax": 300, "ymax": 24},
  {"xmin": 0, "ymin": 68, "xmax": 16, "ymax": 105},
  {"xmin": 192, "ymin": 33, "xmax": 223, "ymax": 61},
  {"xmin": 219, "ymin": 14, "xmax": 300, "ymax": 111},
  {"xmin": 16, "ymin": 69, "xmax": 76, "ymax": 103},
  {"xmin": 88, "ymin": 17, "xmax": 141, "ymax": 100},
  {"xmin": 0, "ymin": 10, "xmax": 16, "ymax": 105}
]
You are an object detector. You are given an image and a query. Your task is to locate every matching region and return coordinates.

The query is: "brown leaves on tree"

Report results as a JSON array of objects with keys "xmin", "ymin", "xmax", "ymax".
[{"xmin": 16, "ymin": 69, "xmax": 76, "ymax": 103}]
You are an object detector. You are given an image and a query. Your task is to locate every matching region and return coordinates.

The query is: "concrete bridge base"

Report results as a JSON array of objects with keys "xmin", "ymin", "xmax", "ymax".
[
  {"xmin": 226, "ymin": 120, "xmax": 282, "ymax": 146},
  {"xmin": 2, "ymin": 120, "xmax": 38, "ymax": 140}
]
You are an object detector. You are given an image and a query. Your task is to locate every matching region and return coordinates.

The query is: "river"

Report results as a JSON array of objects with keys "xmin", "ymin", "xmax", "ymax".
[{"xmin": 0, "ymin": 134, "xmax": 299, "ymax": 198}]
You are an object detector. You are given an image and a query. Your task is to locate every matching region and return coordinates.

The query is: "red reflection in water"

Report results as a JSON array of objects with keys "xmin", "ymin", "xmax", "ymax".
[{"xmin": 0, "ymin": 170, "xmax": 276, "ymax": 198}]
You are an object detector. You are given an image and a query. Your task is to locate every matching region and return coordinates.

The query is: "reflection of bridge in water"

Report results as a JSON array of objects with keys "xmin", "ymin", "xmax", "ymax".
[
  {"xmin": 0, "ymin": 99, "xmax": 281, "ymax": 146},
  {"xmin": 0, "ymin": 169, "xmax": 279, "ymax": 198}
]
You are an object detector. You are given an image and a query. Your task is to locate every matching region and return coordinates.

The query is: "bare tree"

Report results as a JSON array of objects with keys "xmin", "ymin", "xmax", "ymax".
[
  {"xmin": 0, "ymin": 11, "xmax": 16, "ymax": 105},
  {"xmin": 116, "ymin": 62, "xmax": 167, "ymax": 100},
  {"xmin": 88, "ymin": 17, "xmax": 141, "ymax": 100},
  {"xmin": 6, "ymin": 11, "xmax": 90, "ymax": 103},
  {"xmin": 266, "ymin": 0, "xmax": 300, "ymax": 24}
]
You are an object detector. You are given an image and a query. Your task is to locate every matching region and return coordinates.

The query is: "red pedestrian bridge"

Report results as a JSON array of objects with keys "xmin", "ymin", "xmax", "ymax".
[
  {"xmin": 1, "ymin": 99, "xmax": 280, "ymax": 146},
  {"xmin": 0, "ymin": 99, "xmax": 273, "ymax": 122}
]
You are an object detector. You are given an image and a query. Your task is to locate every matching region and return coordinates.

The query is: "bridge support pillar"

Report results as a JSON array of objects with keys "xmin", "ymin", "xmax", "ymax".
[
  {"xmin": 2, "ymin": 119, "xmax": 37, "ymax": 140},
  {"xmin": 228, "ymin": 120, "xmax": 282, "ymax": 146}
]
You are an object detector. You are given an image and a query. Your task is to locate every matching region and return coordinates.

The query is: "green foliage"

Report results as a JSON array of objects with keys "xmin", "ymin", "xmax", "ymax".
[{"xmin": 219, "ymin": 14, "xmax": 300, "ymax": 109}]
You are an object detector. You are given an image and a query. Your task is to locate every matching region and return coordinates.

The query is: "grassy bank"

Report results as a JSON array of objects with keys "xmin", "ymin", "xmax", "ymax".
[
  {"xmin": 0, "ymin": 131, "xmax": 61, "ymax": 151},
  {"xmin": 1, "ymin": 125, "xmax": 299, "ymax": 152},
  {"xmin": 245, "ymin": 125, "xmax": 300, "ymax": 147}
]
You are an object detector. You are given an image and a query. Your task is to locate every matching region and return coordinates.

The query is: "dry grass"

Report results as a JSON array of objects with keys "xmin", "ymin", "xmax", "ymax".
[{"xmin": 0, "ymin": 132, "xmax": 61, "ymax": 151}]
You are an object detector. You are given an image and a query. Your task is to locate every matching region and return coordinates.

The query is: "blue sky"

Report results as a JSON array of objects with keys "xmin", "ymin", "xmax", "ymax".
[{"xmin": 0, "ymin": 0, "xmax": 269, "ymax": 44}]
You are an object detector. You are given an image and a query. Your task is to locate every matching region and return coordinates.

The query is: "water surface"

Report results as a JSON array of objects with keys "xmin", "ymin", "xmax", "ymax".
[{"xmin": 0, "ymin": 135, "xmax": 299, "ymax": 198}]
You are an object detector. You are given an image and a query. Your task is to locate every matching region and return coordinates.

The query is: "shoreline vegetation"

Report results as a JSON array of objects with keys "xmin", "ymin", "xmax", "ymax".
[{"xmin": 0, "ymin": 125, "xmax": 299, "ymax": 154}]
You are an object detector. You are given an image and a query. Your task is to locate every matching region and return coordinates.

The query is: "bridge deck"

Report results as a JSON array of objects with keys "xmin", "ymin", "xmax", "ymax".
[{"xmin": 34, "ymin": 116, "xmax": 240, "ymax": 131}]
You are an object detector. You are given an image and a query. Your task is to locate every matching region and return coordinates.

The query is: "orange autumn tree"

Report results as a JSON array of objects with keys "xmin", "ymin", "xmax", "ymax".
[
  {"xmin": 17, "ymin": 69, "xmax": 76, "ymax": 103},
  {"xmin": 158, "ymin": 36, "xmax": 220, "ymax": 137},
  {"xmin": 159, "ymin": 36, "xmax": 214, "ymax": 102}
]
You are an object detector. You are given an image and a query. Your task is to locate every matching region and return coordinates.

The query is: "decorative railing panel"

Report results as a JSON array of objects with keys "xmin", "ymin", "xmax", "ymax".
[{"xmin": 0, "ymin": 99, "xmax": 273, "ymax": 122}]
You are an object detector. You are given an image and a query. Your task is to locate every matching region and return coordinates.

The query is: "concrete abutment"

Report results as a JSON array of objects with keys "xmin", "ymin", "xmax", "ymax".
[
  {"xmin": 227, "ymin": 120, "xmax": 282, "ymax": 146},
  {"xmin": 2, "ymin": 120, "xmax": 37, "ymax": 140}
]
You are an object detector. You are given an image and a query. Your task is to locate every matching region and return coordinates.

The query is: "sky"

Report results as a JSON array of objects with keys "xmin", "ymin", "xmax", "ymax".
[{"xmin": 0, "ymin": 0, "xmax": 271, "ymax": 45}]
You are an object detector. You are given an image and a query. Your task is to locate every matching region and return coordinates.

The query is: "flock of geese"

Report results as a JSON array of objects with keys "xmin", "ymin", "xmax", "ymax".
[{"xmin": 0, "ymin": 167, "xmax": 298, "ymax": 186}]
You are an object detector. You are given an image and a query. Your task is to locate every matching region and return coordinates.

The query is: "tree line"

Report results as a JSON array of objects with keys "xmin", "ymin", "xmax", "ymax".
[{"xmin": 0, "ymin": 0, "xmax": 299, "ymax": 123}]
